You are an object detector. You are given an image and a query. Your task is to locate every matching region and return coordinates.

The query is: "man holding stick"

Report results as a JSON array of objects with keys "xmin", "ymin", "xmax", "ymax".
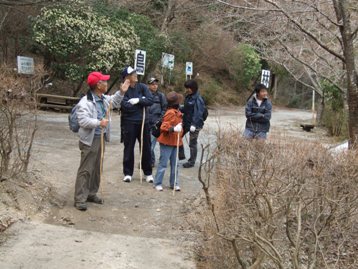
[
  {"xmin": 74, "ymin": 71, "xmax": 126, "ymax": 211},
  {"xmin": 120, "ymin": 66, "xmax": 154, "ymax": 183}
]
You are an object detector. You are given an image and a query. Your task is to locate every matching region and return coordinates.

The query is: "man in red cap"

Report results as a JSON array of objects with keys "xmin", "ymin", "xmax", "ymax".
[{"xmin": 74, "ymin": 71, "xmax": 127, "ymax": 211}]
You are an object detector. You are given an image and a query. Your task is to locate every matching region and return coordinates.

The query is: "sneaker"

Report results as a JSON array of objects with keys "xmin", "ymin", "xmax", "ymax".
[
  {"xmin": 170, "ymin": 186, "xmax": 181, "ymax": 191},
  {"xmin": 146, "ymin": 175, "xmax": 154, "ymax": 183},
  {"xmin": 74, "ymin": 202, "xmax": 87, "ymax": 211},
  {"xmin": 87, "ymin": 195, "xmax": 103, "ymax": 204},
  {"xmin": 123, "ymin": 175, "xmax": 132, "ymax": 183},
  {"xmin": 183, "ymin": 162, "xmax": 194, "ymax": 168},
  {"xmin": 155, "ymin": 185, "xmax": 163, "ymax": 191}
]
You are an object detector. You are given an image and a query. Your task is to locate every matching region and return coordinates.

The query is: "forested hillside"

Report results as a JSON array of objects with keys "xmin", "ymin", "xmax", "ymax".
[{"xmin": 1, "ymin": 0, "xmax": 357, "ymax": 141}]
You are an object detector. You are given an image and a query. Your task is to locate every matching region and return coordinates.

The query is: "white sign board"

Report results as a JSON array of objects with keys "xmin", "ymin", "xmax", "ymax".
[
  {"xmin": 17, "ymin": 56, "xmax": 34, "ymax": 75},
  {"xmin": 161, "ymin": 53, "xmax": 175, "ymax": 70},
  {"xmin": 186, "ymin": 62, "xmax": 193, "ymax": 76},
  {"xmin": 261, "ymin": 69, "xmax": 271, "ymax": 88},
  {"xmin": 134, "ymin": 49, "xmax": 146, "ymax": 75}
]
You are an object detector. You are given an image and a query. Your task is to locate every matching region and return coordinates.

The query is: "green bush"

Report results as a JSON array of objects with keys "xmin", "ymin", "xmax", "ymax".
[
  {"xmin": 168, "ymin": 30, "xmax": 192, "ymax": 63},
  {"xmin": 200, "ymin": 79, "xmax": 222, "ymax": 105},
  {"xmin": 94, "ymin": 4, "xmax": 168, "ymax": 77},
  {"xmin": 32, "ymin": 1, "xmax": 139, "ymax": 81},
  {"xmin": 226, "ymin": 43, "xmax": 261, "ymax": 91},
  {"xmin": 321, "ymin": 79, "xmax": 344, "ymax": 111},
  {"xmin": 323, "ymin": 108, "xmax": 348, "ymax": 137},
  {"xmin": 320, "ymin": 79, "xmax": 347, "ymax": 137}
]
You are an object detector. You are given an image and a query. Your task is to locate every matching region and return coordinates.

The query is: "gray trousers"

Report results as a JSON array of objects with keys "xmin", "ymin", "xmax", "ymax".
[
  {"xmin": 74, "ymin": 137, "xmax": 104, "ymax": 203},
  {"xmin": 179, "ymin": 128, "xmax": 200, "ymax": 165}
]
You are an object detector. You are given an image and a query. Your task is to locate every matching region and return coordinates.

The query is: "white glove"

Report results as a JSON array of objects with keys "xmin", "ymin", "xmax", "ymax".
[
  {"xmin": 190, "ymin": 125, "xmax": 196, "ymax": 132},
  {"xmin": 128, "ymin": 98, "xmax": 140, "ymax": 105},
  {"xmin": 173, "ymin": 123, "xmax": 182, "ymax": 133}
]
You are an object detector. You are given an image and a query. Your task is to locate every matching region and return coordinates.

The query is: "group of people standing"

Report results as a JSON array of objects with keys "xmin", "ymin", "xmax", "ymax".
[
  {"xmin": 73, "ymin": 67, "xmax": 207, "ymax": 211},
  {"xmin": 72, "ymin": 66, "xmax": 272, "ymax": 211}
]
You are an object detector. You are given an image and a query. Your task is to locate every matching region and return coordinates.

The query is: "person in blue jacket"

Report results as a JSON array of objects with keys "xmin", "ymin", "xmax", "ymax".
[
  {"xmin": 243, "ymin": 84, "xmax": 272, "ymax": 140},
  {"xmin": 120, "ymin": 66, "xmax": 154, "ymax": 183},
  {"xmin": 179, "ymin": 80, "xmax": 206, "ymax": 168},
  {"xmin": 147, "ymin": 77, "xmax": 167, "ymax": 167}
]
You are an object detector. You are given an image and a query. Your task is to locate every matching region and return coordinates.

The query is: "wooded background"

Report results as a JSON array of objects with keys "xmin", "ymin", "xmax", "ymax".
[{"xmin": 0, "ymin": 0, "xmax": 357, "ymax": 143}]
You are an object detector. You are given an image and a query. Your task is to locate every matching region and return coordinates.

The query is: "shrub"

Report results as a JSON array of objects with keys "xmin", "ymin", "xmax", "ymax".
[
  {"xmin": 0, "ymin": 66, "xmax": 42, "ymax": 178},
  {"xmin": 323, "ymin": 108, "xmax": 348, "ymax": 137},
  {"xmin": 320, "ymin": 79, "xmax": 347, "ymax": 137},
  {"xmin": 32, "ymin": 1, "xmax": 139, "ymax": 82},
  {"xmin": 192, "ymin": 132, "xmax": 358, "ymax": 269},
  {"xmin": 200, "ymin": 80, "xmax": 221, "ymax": 106},
  {"xmin": 94, "ymin": 4, "xmax": 168, "ymax": 77},
  {"xmin": 226, "ymin": 44, "xmax": 261, "ymax": 91}
]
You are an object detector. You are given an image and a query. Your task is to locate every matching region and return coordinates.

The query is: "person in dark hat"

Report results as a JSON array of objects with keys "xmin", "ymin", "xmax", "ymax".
[
  {"xmin": 74, "ymin": 71, "xmax": 126, "ymax": 211},
  {"xmin": 179, "ymin": 79, "xmax": 206, "ymax": 168},
  {"xmin": 147, "ymin": 77, "xmax": 167, "ymax": 167},
  {"xmin": 243, "ymin": 83, "xmax": 272, "ymax": 139},
  {"xmin": 153, "ymin": 91, "xmax": 183, "ymax": 191},
  {"xmin": 120, "ymin": 66, "xmax": 154, "ymax": 183}
]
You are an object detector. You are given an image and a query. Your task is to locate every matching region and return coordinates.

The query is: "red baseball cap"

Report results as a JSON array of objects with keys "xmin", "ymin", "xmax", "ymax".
[{"xmin": 87, "ymin": 72, "xmax": 110, "ymax": 87}]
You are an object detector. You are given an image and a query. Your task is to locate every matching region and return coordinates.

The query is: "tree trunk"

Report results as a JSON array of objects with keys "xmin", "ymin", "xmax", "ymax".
[
  {"xmin": 272, "ymin": 74, "xmax": 278, "ymax": 100},
  {"xmin": 73, "ymin": 78, "xmax": 85, "ymax": 97},
  {"xmin": 160, "ymin": 0, "xmax": 176, "ymax": 34},
  {"xmin": 333, "ymin": 0, "xmax": 358, "ymax": 147},
  {"xmin": 316, "ymin": 95, "xmax": 325, "ymax": 126}
]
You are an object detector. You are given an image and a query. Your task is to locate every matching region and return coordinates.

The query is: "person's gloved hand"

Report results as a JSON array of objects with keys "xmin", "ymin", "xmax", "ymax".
[
  {"xmin": 128, "ymin": 98, "xmax": 140, "ymax": 105},
  {"xmin": 190, "ymin": 125, "xmax": 196, "ymax": 132},
  {"xmin": 173, "ymin": 123, "xmax": 182, "ymax": 133}
]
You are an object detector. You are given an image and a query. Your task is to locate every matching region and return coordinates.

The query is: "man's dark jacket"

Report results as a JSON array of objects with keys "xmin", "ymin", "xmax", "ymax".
[
  {"xmin": 181, "ymin": 91, "xmax": 205, "ymax": 129},
  {"xmin": 120, "ymin": 83, "xmax": 153, "ymax": 123},
  {"xmin": 148, "ymin": 90, "xmax": 167, "ymax": 127},
  {"xmin": 245, "ymin": 96, "xmax": 272, "ymax": 132}
]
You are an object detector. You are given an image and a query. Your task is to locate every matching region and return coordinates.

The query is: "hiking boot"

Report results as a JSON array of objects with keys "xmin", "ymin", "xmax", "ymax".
[
  {"xmin": 123, "ymin": 175, "xmax": 132, "ymax": 183},
  {"xmin": 87, "ymin": 195, "xmax": 103, "ymax": 204},
  {"xmin": 74, "ymin": 202, "xmax": 87, "ymax": 211},
  {"xmin": 155, "ymin": 185, "xmax": 163, "ymax": 191},
  {"xmin": 183, "ymin": 162, "xmax": 194, "ymax": 168},
  {"xmin": 146, "ymin": 175, "xmax": 154, "ymax": 183}
]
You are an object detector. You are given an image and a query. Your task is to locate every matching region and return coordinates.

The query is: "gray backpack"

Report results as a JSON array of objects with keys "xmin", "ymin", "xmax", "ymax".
[{"xmin": 68, "ymin": 104, "xmax": 80, "ymax": 133}]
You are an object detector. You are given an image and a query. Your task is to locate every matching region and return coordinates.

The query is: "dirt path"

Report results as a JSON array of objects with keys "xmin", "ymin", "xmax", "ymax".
[{"xmin": 0, "ymin": 106, "xmax": 328, "ymax": 268}]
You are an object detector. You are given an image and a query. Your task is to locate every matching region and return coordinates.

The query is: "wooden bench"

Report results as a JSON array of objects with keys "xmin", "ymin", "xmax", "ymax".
[{"xmin": 36, "ymin": 94, "xmax": 80, "ymax": 111}]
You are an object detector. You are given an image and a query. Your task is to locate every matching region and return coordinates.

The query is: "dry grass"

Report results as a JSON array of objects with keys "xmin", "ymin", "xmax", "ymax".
[
  {"xmin": 190, "ymin": 131, "xmax": 358, "ymax": 269},
  {"xmin": 0, "ymin": 65, "xmax": 45, "ymax": 178}
]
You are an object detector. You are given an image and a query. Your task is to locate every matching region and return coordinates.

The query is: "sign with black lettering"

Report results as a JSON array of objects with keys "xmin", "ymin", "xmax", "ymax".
[
  {"xmin": 17, "ymin": 56, "xmax": 34, "ymax": 75},
  {"xmin": 261, "ymin": 69, "xmax": 271, "ymax": 88},
  {"xmin": 134, "ymin": 50, "xmax": 146, "ymax": 75}
]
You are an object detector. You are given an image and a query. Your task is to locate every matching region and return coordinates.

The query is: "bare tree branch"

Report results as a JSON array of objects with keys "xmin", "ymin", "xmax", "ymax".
[{"xmin": 262, "ymin": 0, "xmax": 345, "ymax": 62}]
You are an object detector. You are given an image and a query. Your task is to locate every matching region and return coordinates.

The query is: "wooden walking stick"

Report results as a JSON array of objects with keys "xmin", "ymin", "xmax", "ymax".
[
  {"xmin": 139, "ymin": 106, "xmax": 145, "ymax": 183},
  {"xmin": 173, "ymin": 131, "xmax": 180, "ymax": 196},
  {"xmin": 100, "ymin": 100, "xmax": 112, "ymax": 201}
]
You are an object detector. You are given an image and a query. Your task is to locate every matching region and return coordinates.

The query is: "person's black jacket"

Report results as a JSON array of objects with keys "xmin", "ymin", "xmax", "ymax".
[
  {"xmin": 120, "ymin": 83, "xmax": 153, "ymax": 123},
  {"xmin": 148, "ymin": 90, "xmax": 167, "ymax": 127},
  {"xmin": 245, "ymin": 96, "xmax": 272, "ymax": 132},
  {"xmin": 181, "ymin": 91, "xmax": 205, "ymax": 129}
]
